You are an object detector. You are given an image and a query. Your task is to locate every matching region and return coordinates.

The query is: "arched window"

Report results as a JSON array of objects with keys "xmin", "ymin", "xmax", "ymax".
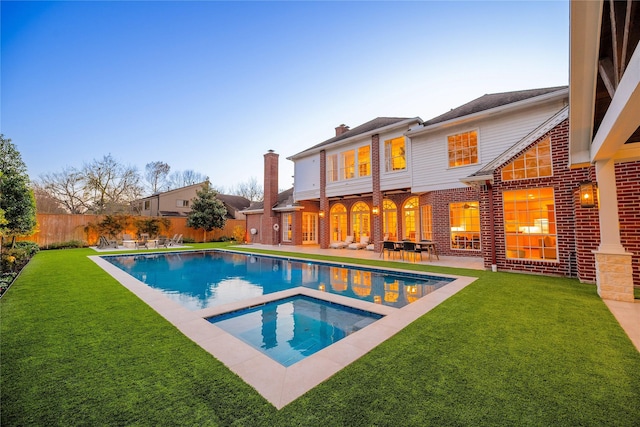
[
  {"xmin": 330, "ymin": 203, "xmax": 348, "ymax": 242},
  {"xmin": 403, "ymin": 197, "xmax": 419, "ymax": 241},
  {"xmin": 383, "ymin": 199, "xmax": 397, "ymax": 240},
  {"xmin": 351, "ymin": 202, "xmax": 371, "ymax": 241}
]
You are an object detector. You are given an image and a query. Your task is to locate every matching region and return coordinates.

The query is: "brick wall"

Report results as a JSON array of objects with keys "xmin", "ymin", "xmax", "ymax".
[
  {"xmin": 615, "ymin": 161, "xmax": 640, "ymax": 286},
  {"xmin": 488, "ymin": 119, "xmax": 596, "ymax": 278}
]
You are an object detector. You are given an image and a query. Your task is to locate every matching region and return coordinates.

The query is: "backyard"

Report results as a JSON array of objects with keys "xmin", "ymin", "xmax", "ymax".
[{"xmin": 1, "ymin": 243, "xmax": 639, "ymax": 426}]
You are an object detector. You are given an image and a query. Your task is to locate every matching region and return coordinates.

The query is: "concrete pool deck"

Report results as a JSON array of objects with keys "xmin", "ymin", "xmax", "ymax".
[{"xmin": 90, "ymin": 251, "xmax": 477, "ymax": 409}]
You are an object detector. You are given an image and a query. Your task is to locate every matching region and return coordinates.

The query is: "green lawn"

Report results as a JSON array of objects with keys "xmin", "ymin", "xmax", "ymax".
[{"xmin": 2, "ymin": 244, "xmax": 639, "ymax": 426}]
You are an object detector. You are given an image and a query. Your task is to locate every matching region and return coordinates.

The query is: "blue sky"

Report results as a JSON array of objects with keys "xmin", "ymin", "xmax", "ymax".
[{"xmin": 1, "ymin": 1, "xmax": 569, "ymax": 194}]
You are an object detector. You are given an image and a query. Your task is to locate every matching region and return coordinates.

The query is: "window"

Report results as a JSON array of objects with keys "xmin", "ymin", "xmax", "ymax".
[
  {"xmin": 176, "ymin": 199, "xmax": 189, "ymax": 207},
  {"xmin": 383, "ymin": 199, "xmax": 398, "ymax": 241},
  {"xmin": 501, "ymin": 137, "xmax": 552, "ymax": 181},
  {"xmin": 143, "ymin": 200, "xmax": 150, "ymax": 210},
  {"xmin": 330, "ymin": 204, "xmax": 348, "ymax": 242},
  {"xmin": 282, "ymin": 213, "xmax": 293, "ymax": 242},
  {"xmin": 351, "ymin": 202, "xmax": 370, "ymax": 241},
  {"xmin": 421, "ymin": 205, "xmax": 433, "ymax": 241},
  {"xmin": 327, "ymin": 154, "xmax": 338, "ymax": 183},
  {"xmin": 385, "ymin": 137, "xmax": 406, "ymax": 172},
  {"xmin": 358, "ymin": 145, "xmax": 371, "ymax": 177},
  {"xmin": 341, "ymin": 150, "xmax": 355, "ymax": 180},
  {"xmin": 448, "ymin": 130, "xmax": 478, "ymax": 167},
  {"xmin": 449, "ymin": 202, "xmax": 480, "ymax": 250},
  {"xmin": 503, "ymin": 188, "xmax": 557, "ymax": 260},
  {"xmin": 403, "ymin": 197, "xmax": 419, "ymax": 241}
]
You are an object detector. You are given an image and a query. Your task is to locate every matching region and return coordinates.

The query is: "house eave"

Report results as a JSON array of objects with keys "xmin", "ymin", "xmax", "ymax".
[
  {"xmin": 287, "ymin": 117, "xmax": 422, "ymax": 160},
  {"xmin": 407, "ymin": 88, "xmax": 569, "ymax": 137}
]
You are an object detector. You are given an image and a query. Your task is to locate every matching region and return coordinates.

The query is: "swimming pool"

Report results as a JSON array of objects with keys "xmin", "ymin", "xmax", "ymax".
[
  {"xmin": 103, "ymin": 250, "xmax": 454, "ymax": 310},
  {"xmin": 209, "ymin": 295, "xmax": 383, "ymax": 367}
]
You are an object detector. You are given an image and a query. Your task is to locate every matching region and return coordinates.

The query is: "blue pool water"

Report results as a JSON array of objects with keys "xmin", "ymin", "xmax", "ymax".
[
  {"xmin": 103, "ymin": 250, "xmax": 453, "ymax": 310},
  {"xmin": 208, "ymin": 295, "xmax": 383, "ymax": 366}
]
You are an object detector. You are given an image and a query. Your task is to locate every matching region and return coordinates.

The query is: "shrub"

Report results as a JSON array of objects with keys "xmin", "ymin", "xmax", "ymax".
[{"xmin": 44, "ymin": 240, "xmax": 86, "ymax": 250}]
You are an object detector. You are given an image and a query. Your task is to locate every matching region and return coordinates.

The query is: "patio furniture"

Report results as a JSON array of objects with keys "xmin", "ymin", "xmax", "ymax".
[
  {"xmin": 330, "ymin": 235, "xmax": 354, "ymax": 249},
  {"xmin": 122, "ymin": 234, "xmax": 137, "ymax": 248},
  {"xmin": 348, "ymin": 235, "xmax": 370, "ymax": 250},
  {"xmin": 402, "ymin": 241, "xmax": 417, "ymax": 261},
  {"xmin": 167, "ymin": 234, "xmax": 183, "ymax": 246},
  {"xmin": 136, "ymin": 234, "xmax": 149, "ymax": 249},
  {"xmin": 380, "ymin": 240, "xmax": 398, "ymax": 259},
  {"xmin": 157, "ymin": 235, "xmax": 169, "ymax": 248},
  {"xmin": 418, "ymin": 241, "xmax": 439, "ymax": 260},
  {"xmin": 97, "ymin": 235, "xmax": 118, "ymax": 249}
]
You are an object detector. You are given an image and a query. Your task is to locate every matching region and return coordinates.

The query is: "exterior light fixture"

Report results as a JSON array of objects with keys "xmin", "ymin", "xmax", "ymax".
[
  {"xmin": 372, "ymin": 206, "xmax": 380, "ymax": 215},
  {"xmin": 579, "ymin": 181, "xmax": 596, "ymax": 208},
  {"xmin": 318, "ymin": 210, "xmax": 325, "ymax": 218}
]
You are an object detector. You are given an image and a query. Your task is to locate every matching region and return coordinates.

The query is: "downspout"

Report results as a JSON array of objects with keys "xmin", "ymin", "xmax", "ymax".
[{"xmin": 487, "ymin": 180, "xmax": 497, "ymax": 272}]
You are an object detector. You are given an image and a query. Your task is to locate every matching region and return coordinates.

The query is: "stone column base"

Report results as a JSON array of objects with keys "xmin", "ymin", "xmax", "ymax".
[{"xmin": 594, "ymin": 251, "xmax": 634, "ymax": 302}]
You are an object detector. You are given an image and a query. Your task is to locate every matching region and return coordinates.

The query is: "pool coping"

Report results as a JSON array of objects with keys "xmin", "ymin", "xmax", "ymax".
[{"xmin": 89, "ymin": 250, "xmax": 477, "ymax": 409}]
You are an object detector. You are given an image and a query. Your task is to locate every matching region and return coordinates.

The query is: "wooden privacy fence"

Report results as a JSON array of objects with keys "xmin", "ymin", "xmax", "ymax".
[{"xmin": 16, "ymin": 214, "xmax": 245, "ymax": 247}]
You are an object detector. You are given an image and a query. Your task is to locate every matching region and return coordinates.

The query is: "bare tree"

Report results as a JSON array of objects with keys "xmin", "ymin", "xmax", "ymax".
[
  {"xmin": 32, "ymin": 183, "xmax": 70, "ymax": 214},
  {"xmin": 83, "ymin": 154, "xmax": 143, "ymax": 214},
  {"xmin": 145, "ymin": 161, "xmax": 170, "ymax": 194},
  {"xmin": 37, "ymin": 167, "xmax": 88, "ymax": 214},
  {"xmin": 167, "ymin": 170, "xmax": 208, "ymax": 190},
  {"xmin": 231, "ymin": 176, "xmax": 263, "ymax": 202}
]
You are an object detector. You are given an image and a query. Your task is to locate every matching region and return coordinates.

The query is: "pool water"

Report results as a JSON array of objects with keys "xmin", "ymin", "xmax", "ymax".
[
  {"xmin": 103, "ymin": 250, "xmax": 453, "ymax": 310},
  {"xmin": 208, "ymin": 295, "xmax": 383, "ymax": 366}
]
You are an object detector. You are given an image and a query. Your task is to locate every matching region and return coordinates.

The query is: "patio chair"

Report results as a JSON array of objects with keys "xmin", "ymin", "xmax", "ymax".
[
  {"xmin": 97, "ymin": 235, "xmax": 118, "ymax": 249},
  {"xmin": 136, "ymin": 234, "xmax": 149, "ymax": 249},
  {"xmin": 380, "ymin": 240, "xmax": 397, "ymax": 259},
  {"xmin": 157, "ymin": 235, "xmax": 169, "ymax": 248},
  {"xmin": 330, "ymin": 235, "xmax": 354, "ymax": 249},
  {"xmin": 402, "ymin": 241, "xmax": 417, "ymax": 261},
  {"xmin": 167, "ymin": 234, "xmax": 183, "ymax": 247},
  {"xmin": 348, "ymin": 235, "xmax": 370, "ymax": 250}
]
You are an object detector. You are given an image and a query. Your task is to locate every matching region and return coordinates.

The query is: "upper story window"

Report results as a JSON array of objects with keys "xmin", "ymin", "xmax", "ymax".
[
  {"xmin": 358, "ymin": 145, "xmax": 370, "ymax": 177},
  {"xmin": 448, "ymin": 130, "xmax": 478, "ymax": 168},
  {"xmin": 143, "ymin": 200, "xmax": 150, "ymax": 210},
  {"xmin": 385, "ymin": 137, "xmax": 406, "ymax": 172},
  {"xmin": 176, "ymin": 199, "xmax": 189, "ymax": 207},
  {"xmin": 327, "ymin": 154, "xmax": 338, "ymax": 183},
  {"xmin": 501, "ymin": 137, "xmax": 552, "ymax": 181},
  {"xmin": 341, "ymin": 150, "xmax": 355, "ymax": 180}
]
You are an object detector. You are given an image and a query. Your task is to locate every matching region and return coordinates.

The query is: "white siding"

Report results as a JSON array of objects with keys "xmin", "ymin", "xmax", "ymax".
[
  {"xmin": 378, "ymin": 129, "xmax": 412, "ymax": 191},
  {"xmin": 293, "ymin": 155, "xmax": 320, "ymax": 201},
  {"xmin": 411, "ymin": 101, "xmax": 566, "ymax": 192}
]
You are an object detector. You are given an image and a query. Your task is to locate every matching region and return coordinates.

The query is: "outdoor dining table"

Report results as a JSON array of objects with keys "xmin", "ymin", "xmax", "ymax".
[
  {"xmin": 417, "ymin": 240, "xmax": 439, "ymax": 261},
  {"xmin": 380, "ymin": 240, "xmax": 439, "ymax": 262}
]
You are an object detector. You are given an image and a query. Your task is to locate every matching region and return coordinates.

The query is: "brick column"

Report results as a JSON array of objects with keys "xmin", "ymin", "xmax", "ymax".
[
  {"xmin": 371, "ymin": 134, "xmax": 383, "ymax": 252},
  {"xmin": 263, "ymin": 150, "xmax": 279, "ymax": 245},
  {"xmin": 319, "ymin": 150, "xmax": 330, "ymax": 249}
]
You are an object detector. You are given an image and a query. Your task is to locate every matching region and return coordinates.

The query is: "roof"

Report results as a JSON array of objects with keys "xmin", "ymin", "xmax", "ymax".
[
  {"xmin": 289, "ymin": 117, "xmax": 420, "ymax": 159},
  {"xmin": 422, "ymin": 86, "xmax": 568, "ymax": 127},
  {"xmin": 245, "ymin": 187, "xmax": 294, "ymax": 212},
  {"xmin": 216, "ymin": 193, "xmax": 251, "ymax": 212}
]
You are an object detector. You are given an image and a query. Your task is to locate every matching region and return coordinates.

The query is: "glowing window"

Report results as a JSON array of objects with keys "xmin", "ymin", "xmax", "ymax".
[
  {"xmin": 403, "ymin": 197, "xmax": 419, "ymax": 241},
  {"xmin": 385, "ymin": 137, "xmax": 406, "ymax": 172},
  {"xmin": 327, "ymin": 154, "xmax": 338, "ymax": 183},
  {"xmin": 501, "ymin": 137, "xmax": 552, "ymax": 181},
  {"xmin": 358, "ymin": 145, "xmax": 371, "ymax": 177},
  {"xmin": 449, "ymin": 202, "xmax": 480, "ymax": 250},
  {"xmin": 503, "ymin": 188, "xmax": 557, "ymax": 260},
  {"xmin": 421, "ymin": 205, "xmax": 433, "ymax": 241},
  {"xmin": 448, "ymin": 130, "xmax": 478, "ymax": 167},
  {"xmin": 330, "ymin": 203, "xmax": 348, "ymax": 242},
  {"xmin": 383, "ymin": 199, "xmax": 397, "ymax": 241},
  {"xmin": 341, "ymin": 150, "xmax": 355, "ymax": 180},
  {"xmin": 351, "ymin": 202, "xmax": 370, "ymax": 241},
  {"xmin": 282, "ymin": 213, "xmax": 292, "ymax": 242}
]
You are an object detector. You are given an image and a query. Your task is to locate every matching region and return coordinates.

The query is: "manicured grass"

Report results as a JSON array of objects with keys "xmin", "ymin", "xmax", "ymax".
[{"xmin": 2, "ymin": 244, "xmax": 639, "ymax": 426}]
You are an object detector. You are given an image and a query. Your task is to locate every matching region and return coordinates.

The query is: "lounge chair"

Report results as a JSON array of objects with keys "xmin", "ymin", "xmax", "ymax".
[
  {"xmin": 348, "ymin": 235, "xmax": 370, "ymax": 250},
  {"xmin": 329, "ymin": 235, "xmax": 354, "ymax": 249},
  {"xmin": 136, "ymin": 234, "xmax": 149, "ymax": 249},
  {"xmin": 167, "ymin": 234, "xmax": 183, "ymax": 247},
  {"xmin": 97, "ymin": 235, "xmax": 118, "ymax": 249}
]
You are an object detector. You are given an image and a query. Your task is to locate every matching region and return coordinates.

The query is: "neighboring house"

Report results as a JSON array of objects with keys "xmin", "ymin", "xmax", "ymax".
[{"xmin": 133, "ymin": 182, "xmax": 250, "ymax": 220}]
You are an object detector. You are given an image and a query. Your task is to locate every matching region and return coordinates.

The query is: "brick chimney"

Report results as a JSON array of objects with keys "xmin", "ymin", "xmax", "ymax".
[
  {"xmin": 263, "ymin": 149, "xmax": 279, "ymax": 219},
  {"xmin": 335, "ymin": 124, "xmax": 350, "ymax": 136}
]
